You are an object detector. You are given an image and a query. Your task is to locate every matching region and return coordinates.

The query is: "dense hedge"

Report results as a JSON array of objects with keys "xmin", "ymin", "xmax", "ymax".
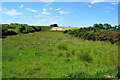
[
  {"xmin": 1, "ymin": 23, "xmax": 52, "ymax": 38},
  {"xmin": 64, "ymin": 23, "xmax": 120, "ymax": 44}
]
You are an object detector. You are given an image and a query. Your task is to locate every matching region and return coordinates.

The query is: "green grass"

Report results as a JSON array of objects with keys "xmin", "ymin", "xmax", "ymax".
[
  {"xmin": 40, "ymin": 26, "xmax": 52, "ymax": 31},
  {"xmin": 2, "ymin": 31, "xmax": 118, "ymax": 78}
]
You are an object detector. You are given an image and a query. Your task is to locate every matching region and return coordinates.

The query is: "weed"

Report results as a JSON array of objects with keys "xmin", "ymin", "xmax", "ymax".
[
  {"xmin": 58, "ymin": 44, "xmax": 68, "ymax": 50},
  {"xmin": 78, "ymin": 53, "xmax": 93, "ymax": 63}
]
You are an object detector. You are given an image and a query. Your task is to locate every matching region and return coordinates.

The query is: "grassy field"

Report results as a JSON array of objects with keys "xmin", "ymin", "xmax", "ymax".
[
  {"xmin": 50, "ymin": 27, "xmax": 79, "ymax": 31},
  {"xmin": 2, "ymin": 31, "xmax": 118, "ymax": 78}
]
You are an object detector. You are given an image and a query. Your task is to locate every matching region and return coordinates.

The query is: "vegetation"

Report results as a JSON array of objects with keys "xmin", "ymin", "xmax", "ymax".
[
  {"xmin": 50, "ymin": 24, "xmax": 58, "ymax": 27},
  {"xmin": 64, "ymin": 23, "xmax": 120, "ymax": 44},
  {"xmin": 50, "ymin": 27, "xmax": 79, "ymax": 31},
  {"xmin": 1, "ymin": 23, "xmax": 52, "ymax": 38},
  {"xmin": 2, "ymin": 31, "xmax": 118, "ymax": 78},
  {"xmin": 2, "ymin": 23, "xmax": 119, "ymax": 78}
]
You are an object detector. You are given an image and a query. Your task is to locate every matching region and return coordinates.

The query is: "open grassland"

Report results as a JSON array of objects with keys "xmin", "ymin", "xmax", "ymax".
[
  {"xmin": 50, "ymin": 27, "xmax": 79, "ymax": 31},
  {"xmin": 2, "ymin": 31, "xmax": 118, "ymax": 78}
]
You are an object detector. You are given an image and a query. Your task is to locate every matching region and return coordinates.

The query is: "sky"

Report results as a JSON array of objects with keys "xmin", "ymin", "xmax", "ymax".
[{"xmin": 1, "ymin": 1, "xmax": 119, "ymax": 27}]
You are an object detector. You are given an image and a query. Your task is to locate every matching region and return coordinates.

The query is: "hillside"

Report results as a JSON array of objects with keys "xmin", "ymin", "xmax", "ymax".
[
  {"xmin": 50, "ymin": 27, "xmax": 79, "ymax": 31},
  {"xmin": 2, "ymin": 31, "xmax": 118, "ymax": 78}
]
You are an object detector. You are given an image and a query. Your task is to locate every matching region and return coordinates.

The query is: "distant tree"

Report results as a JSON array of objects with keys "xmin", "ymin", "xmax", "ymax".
[
  {"xmin": 99, "ymin": 24, "xmax": 104, "ymax": 29},
  {"xmin": 113, "ymin": 25, "xmax": 118, "ymax": 29},
  {"xmin": 104, "ymin": 23, "xmax": 112, "ymax": 29},
  {"xmin": 10, "ymin": 23, "xmax": 19, "ymax": 25},
  {"xmin": 93, "ymin": 24, "xmax": 100, "ymax": 28},
  {"xmin": 50, "ymin": 24, "xmax": 58, "ymax": 27}
]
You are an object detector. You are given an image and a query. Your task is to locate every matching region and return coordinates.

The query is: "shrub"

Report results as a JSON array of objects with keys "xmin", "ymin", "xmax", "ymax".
[
  {"xmin": 58, "ymin": 44, "xmax": 68, "ymax": 50},
  {"xmin": 22, "ymin": 30, "xmax": 28, "ymax": 34},
  {"xmin": 5, "ymin": 29, "xmax": 18, "ymax": 36},
  {"xmin": 27, "ymin": 27, "xmax": 34, "ymax": 32},
  {"xmin": 18, "ymin": 25, "xmax": 26, "ymax": 33},
  {"xmin": 78, "ymin": 53, "xmax": 93, "ymax": 63},
  {"xmin": 32, "ymin": 26, "xmax": 41, "ymax": 31}
]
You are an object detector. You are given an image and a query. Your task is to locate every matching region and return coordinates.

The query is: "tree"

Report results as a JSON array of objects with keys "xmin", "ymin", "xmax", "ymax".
[
  {"xmin": 99, "ymin": 24, "xmax": 104, "ymax": 29},
  {"xmin": 93, "ymin": 24, "xmax": 100, "ymax": 28},
  {"xmin": 104, "ymin": 23, "xmax": 112, "ymax": 29},
  {"xmin": 50, "ymin": 24, "xmax": 58, "ymax": 27}
]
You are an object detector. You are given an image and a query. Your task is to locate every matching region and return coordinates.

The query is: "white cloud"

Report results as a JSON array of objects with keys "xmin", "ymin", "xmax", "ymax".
[
  {"xmin": 42, "ymin": 8, "xmax": 51, "ymax": 14},
  {"xmin": 91, "ymin": 0, "xmax": 106, "ymax": 4},
  {"xmin": 56, "ymin": 8, "xmax": 62, "ymax": 10},
  {"xmin": 88, "ymin": 5, "xmax": 92, "ymax": 7},
  {"xmin": 36, "ymin": 16, "xmax": 61, "ymax": 26},
  {"xmin": 3, "ymin": 9, "xmax": 22, "ymax": 16},
  {"xmin": 43, "ymin": 8, "xmax": 46, "ymax": 11},
  {"xmin": 42, "ymin": 12, "xmax": 51, "ymax": 14},
  {"xmin": 32, "ymin": 10, "xmax": 38, "ymax": 13},
  {"xmin": 35, "ymin": 14, "xmax": 41, "ymax": 17},
  {"xmin": 49, "ymin": 7, "xmax": 52, "ymax": 10},
  {"xmin": 20, "ymin": 4, "xmax": 23, "ymax": 8},
  {"xmin": 45, "ymin": 2, "xmax": 53, "ymax": 6},
  {"xmin": 59, "ymin": 11, "xmax": 71, "ymax": 14},
  {"xmin": 111, "ymin": 2, "xmax": 117, "ymax": 5},
  {"xmin": 25, "ymin": 8, "xmax": 38, "ymax": 13},
  {"xmin": 50, "ymin": 18, "xmax": 61, "ymax": 24}
]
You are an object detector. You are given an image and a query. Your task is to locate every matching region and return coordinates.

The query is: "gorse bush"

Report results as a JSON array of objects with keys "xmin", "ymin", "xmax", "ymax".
[
  {"xmin": 27, "ymin": 27, "xmax": 34, "ymax": 33},
  {"xmin": 64, "ymin": 23, "xmax": 120, "ymax": 44},
  {"xmin": 1, "ymin": 23, "xmax": 49, "ymax": 38},
  {"xmin": 32, "ymin": 26, "xmax": 41, "ymax": 31}
]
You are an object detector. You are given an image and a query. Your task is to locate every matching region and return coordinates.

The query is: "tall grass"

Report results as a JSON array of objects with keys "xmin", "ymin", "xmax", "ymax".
[{"xmin": 2, "ymin": 31, "xmax": 118, "ymax": 78}]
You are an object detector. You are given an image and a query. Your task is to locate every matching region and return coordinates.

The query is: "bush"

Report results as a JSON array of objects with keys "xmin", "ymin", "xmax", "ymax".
[
  {"xmin": 58, "ymin": 44, "xmax": 68, "ymax": 50},
  {"xmin": 22, "ymin": 30, "xmax": 29, "ymax": 34},
  {"xmin": 78, "ymin": 53, "xmax": 93, "ymax": 63},
  {"xmin": 27, "ymin": 27, "xmax": 34, "ymax": 32},
  {"xmin": 63, "ymin": 30, "xmax": 68, "ymax": 34},
  {"xmin": 18, "ymin": 25, "xmax": 26, "ymax": 33},
  {"xmin": 32, "ymin": 26, "xmax": 41, "ymax": 31},
  {"xmin": 5, "ymin": 29, "xmax": 18, "ymax": 36}
]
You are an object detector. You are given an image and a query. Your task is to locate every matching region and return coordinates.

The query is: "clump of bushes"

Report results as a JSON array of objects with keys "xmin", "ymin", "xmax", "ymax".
[
  {"xmin": 2, "ymin": 23, "xmax": 42, "ymax": 38},
  {"xmin": 64, "ymin": 23, "xmax": 120, "ymax": 44}
]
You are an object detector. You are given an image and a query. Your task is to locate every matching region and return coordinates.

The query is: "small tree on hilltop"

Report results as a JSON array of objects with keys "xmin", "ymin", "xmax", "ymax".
[{"xmin": 50, "ymin": 24, "xmax": 58, "ymax": 27}]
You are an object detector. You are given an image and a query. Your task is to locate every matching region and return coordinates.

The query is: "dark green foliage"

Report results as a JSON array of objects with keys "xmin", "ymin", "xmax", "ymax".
[
  {"xmin": 4, "ymin": 29, "xmax": 18, "ymax": 36},
  {"xmin": 64, "ymin": 23, "xmax": 120, "ymax": 43},
  {"xmin": 2, "ymin": 23, "xmax": 44, "ymax": 38},
  {"xmin": 58, "ymin": 44, "xmax": 68, "ymax": 50},
  {"xmin": 63, "ymin": 30, "xmax": 68, "ymax": 34},
  {"xmin": 104, "ymin": 23, "xmax": 112, "ymax": 29},
  {"xmin": 31, "ymin": 26, "xmax": 41, "ymax": 31},
  {"xmin": 17, "ymin": 25, "xmax": 26, "ymax": 33},
  {"xmin": 22, "ymin": 30, "xmax": 29, "ymax": 34},
  {"xmin": 50, "ymin": 24, "xmax": 58, "ymax": 27},
  {"xmin": 78, "ymin": 53, "xmax": 93, "ymax": 63},
  {"xmin": 27, "ymin": 27, "xmax": 34, "ymax": 33}
]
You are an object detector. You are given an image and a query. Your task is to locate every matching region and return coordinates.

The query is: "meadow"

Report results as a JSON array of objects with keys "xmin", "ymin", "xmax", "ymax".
[
  {"xmin": 2, "ymin": 31, "xmax": 118, "ymax": 78},
  {"xmin": 50, "ymin": 27, "xmax": 79, "ymax": 31}
]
